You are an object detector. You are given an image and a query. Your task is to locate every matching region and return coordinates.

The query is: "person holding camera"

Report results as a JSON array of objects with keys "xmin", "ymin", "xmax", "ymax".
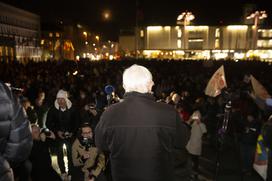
[
  {"xmin": 46, "ymin": 89, "xmax": 80, "ymax": 179},
  {"xmin": 186, "ymin": 110, "xmax": 207, "ymax": 178},
  {"xmin": 72, "ymin": 123, "xmax": 105, "ymax": 181},
  {"xmin": 29, "ymin": 124, "xmax": 62, "ymax": 181}
]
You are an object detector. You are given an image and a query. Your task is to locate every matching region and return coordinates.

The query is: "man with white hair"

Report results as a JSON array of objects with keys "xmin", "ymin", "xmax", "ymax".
[
  {"xmin": 46, "ymin": 89, "xmax": 79, "ymax": 180},
  {"xmin": 95, "ymin": 64, "xmax": 191, "ymax": 181}
]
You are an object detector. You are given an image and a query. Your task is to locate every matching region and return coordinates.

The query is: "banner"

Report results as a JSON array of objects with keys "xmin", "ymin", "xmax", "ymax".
[
  {"xmin": 205, "ymin": 65, "xmax": 227, "ymax": 97},
  {"xmin": 250, "ymin": 75, "xmax": 271, "ymax": 100},
  {"xmin": 253, "ymin": 134, "xmax": 269, "ymax": 180}
]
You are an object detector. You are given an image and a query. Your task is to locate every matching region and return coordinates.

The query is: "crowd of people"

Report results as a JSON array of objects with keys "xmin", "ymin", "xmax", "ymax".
[{"xmin": 0, "ymin": 59, "xmax": 272, "ymax": 181}]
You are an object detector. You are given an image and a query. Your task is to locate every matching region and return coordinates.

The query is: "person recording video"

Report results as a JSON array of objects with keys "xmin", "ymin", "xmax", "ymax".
[
  {"xmin": 72, "ymin": 123, "xmax": 105, "ymax": 181},
  {"xmin": 29, "ymin": 124, "xmax": 61, "ymax": 181}
]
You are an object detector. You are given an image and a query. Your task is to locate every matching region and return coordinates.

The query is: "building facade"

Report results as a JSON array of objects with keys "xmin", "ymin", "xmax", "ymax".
[
  {"xmin": 0, "ymin": 2, "xmax": 41, "ymax": 62},
  {"xmin": 119, "ymin": 24, "xmax": 272, "ymax": 61}
]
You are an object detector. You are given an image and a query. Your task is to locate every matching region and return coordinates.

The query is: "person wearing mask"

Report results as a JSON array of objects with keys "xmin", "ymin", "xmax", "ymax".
[
  {"xmin": 95, "ymin": 64, "xmax": 191, "ymax": 181},
  {"xmin": 0, "ymin": 82, "xmax": 32, "ymax": 181}
]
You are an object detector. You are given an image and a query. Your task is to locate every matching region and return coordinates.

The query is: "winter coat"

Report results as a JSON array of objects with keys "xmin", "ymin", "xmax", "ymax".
[
  {"xmin": 95, "ymin": 92, "xmax": 190, "ymax": 181},
  {"xmin": 46, "ymin": 103, "xmax": 79, "ymax": 135},
  {"xmin": 72, "ymin": 139, "xmax": 105, "ymax": 181},
  {"xmin": 186, "ymin": 121, "xmax": 207, "ymax": 156},
  {"xmin": 0, "ymin": 82, "xmax": 32, "ymax": 181}
]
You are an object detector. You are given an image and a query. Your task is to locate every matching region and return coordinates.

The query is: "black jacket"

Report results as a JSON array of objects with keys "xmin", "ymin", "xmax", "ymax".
[
  {"xmin": 95, "ymin": 92, "xmax": 190, "ymax": 181},
  {"xmin": 46, "ymin": 106, "xmax": 79, "ymax": 135},
  {"xmin": 0, "ymin": 82, "xmax": 33, "ymax": 181}
]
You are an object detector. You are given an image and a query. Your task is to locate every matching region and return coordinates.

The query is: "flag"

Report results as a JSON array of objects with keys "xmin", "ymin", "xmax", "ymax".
[
  {"xmin": 250, "ymin": 75, "xmax": 271, "ymax": 100},
  {"xmin": 253, "ymin": 134, "xmax": 269, "ymax": 180},
  {"xmin": 205, "ymin": 65, "xmax": 227, "ymax": 97}
]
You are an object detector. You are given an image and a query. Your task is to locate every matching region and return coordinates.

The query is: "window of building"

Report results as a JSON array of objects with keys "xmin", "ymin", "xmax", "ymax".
[
  {"xmin": 177, "ymin": 40, "xmax": 181, "ymax": 48},
  {"xmin": 178, "ymin": 29, "xmax": 182, "ymax": 38},
  {"xmin": 56, "ymin": 32, "xmax": 60, "ymax": 37},
  {"xmin": 49, "ymin": 32, "xmax": 53, "ymax": 37},
  {"xmin": 140, "ymin": 30, "xmax": 144, "ymax": 38},
  {"xmin": 215, "ymin": 28, "xmax": 220, "ymax": 38},
  {"xmin": 215, "ymin": 39, "xmax": 220, "ymax": 49}
]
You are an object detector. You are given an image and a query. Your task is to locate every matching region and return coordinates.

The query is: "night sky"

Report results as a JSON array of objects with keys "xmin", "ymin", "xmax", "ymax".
[{"xmin": 1, "ymin": 0, "xmax": 272, "ymax": 41}]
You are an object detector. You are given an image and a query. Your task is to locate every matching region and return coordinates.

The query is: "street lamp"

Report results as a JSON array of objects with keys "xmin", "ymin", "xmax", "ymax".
[
  {"xmin": 246, "ymin": 11, "xmax": 267, "ymax": 49},
  {"xmin": 177, "ymin": 11, "xmax": 195, "ymax": 50}
]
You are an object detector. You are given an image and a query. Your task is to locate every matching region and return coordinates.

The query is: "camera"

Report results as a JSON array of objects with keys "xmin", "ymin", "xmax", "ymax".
[
  {"xmin": 82, "ymin": 137, "xmax": 93, "ymax": 149},
  {"xmin": 42, "ymin": 128, "xmax": 51, "ymax": 137},
  {"xmin": 64, "ymin": 131, "xmax": 71, "ymax": 139}
]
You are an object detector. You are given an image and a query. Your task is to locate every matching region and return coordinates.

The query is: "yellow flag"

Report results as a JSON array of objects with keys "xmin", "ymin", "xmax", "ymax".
[
  {"xmin": 250, "ymin": 75, "xmax": 271, "ymax": 100},
  {"xmin": 205, "ymin": 65, "xmax": 227, "ymax": 97}
]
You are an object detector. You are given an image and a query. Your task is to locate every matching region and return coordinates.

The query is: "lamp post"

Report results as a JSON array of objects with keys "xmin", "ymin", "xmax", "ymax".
[
  {"xmin": 246, "ymin": 11, "xmax": 267, "ymax": 49},
  {"xmin": 177, "ymin": 11, "xmax": 195, "ymax": 50}
]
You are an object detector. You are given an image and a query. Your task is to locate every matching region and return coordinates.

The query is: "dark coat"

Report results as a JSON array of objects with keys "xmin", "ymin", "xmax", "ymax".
[
  {"xmin": 29, "ymin": 140, "xmax": 61, "ymax": 181},
  {"xmin": 0, "ymin": 82, "xmax": 33, "ymax": 181},
  {"xmin": 95, "ymin": 92, "xmax": 190, "ymax": 181},
  {"xmin": 46, "ymin": 105, "xmax": 79, "ymax": 135}
]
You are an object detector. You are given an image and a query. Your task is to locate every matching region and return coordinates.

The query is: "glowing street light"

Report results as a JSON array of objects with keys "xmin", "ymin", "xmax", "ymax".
[
  {"xmin": 83, "ymin": 31, "xmax": 87, "ymax": 37},
  {"xmin": 247, "ymin": 11, "xmax": 267, "ymax": 49},
  {"xmin": 177, "ymin": 11, "xmax": 195, "ymax": 50},
  {"xmin": 177, "ymin": 12, "xmax": 195, "ymax": 25},
  {"xmin": 102, "ymin": 10, "xmax": 111, "ymax": 21},
  {"xmin": 95, "ymin": 35, "xmax": 100, "ymax": 41}
]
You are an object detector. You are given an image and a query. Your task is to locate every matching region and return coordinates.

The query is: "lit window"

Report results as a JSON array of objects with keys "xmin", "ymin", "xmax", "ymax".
[
  {"xmin": 56, "ymin": 32, "xmax": 60, "ymax": 37},
  {"xmin": 140, "ymin": 30, "xmax": 144, "ymax": 37},
  {"xmin": 215, "ymin": 39, "xmax": 219, "ymax": 49},
  {"xmin": 178, "ymin": 29, "xmax": 182, "ymax": 38},
  {"xmin": 177, "ymin": 40, "xmax": 182, "ymax": 48},
  {"xmin": 215, "ymin": 28, "xmax": 220, "ymax": 38},
  {"xmin": 49, "ymin": 33, "xmax": 53, "ymax": 37}
]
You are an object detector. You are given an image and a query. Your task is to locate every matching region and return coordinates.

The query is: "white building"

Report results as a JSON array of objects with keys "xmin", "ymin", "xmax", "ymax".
[
  {"xmin": 0, "ymin": 2, "xmax": 42, "ymax": 62},
  {"xmin": 119, "ymin": 25, "xmax": 272, "ymax": 61}
]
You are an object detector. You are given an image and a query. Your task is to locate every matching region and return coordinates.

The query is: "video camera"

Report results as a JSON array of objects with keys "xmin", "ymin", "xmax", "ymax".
[
  {"xmin": 81, "ymin": 137, "xmax": 93, "ymax": 150},
  {"xmin": 41, "ymin": 128, "xmax": 51, "ymax": 137}
]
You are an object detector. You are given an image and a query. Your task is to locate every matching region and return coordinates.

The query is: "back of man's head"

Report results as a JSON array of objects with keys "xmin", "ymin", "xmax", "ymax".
[{"xmin": 122, "ymin": 64, "xmax": 154, "ymax": 94}]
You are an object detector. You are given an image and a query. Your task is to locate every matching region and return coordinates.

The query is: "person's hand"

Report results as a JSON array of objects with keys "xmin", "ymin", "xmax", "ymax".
[
  {"xmin": 48, "ymin": 131, "xmax": 56, "ymax": 139},
  {"xmin": 57, "ymin": 131, "xmax": 65, "ymax": 139},
  {"xmin": 82, "ymin": 153, "xmax": 90, "ymax": 159},
  {"xmin": 40, "ymin": 132, "xmax": 46, "ymax": 142},
  {"xmin": 88, "ymin": 177, "xmax": 95, "ymax": 181}
]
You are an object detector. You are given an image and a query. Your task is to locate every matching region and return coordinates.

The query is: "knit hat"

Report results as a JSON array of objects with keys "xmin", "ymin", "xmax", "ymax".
[
  {"xmin": 55, "ymin": 89, "xmax": 72, "ymax": 109},
  {"xmin": 191, "ymin": 110, "xmax": 201, "ymax": 120}
]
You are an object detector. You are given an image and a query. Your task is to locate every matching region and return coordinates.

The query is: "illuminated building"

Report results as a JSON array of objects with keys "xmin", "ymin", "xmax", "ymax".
[
  {"xmin": 119, "ymin": 24, "xmax": 272, "ymax": 61},
  {"xmin": 0, "ymin": 2, "xmax": 41, "ymax": 62},
  {"xmin": 41, "ymin": 24, "xmax": 74, "ymax": 60}
]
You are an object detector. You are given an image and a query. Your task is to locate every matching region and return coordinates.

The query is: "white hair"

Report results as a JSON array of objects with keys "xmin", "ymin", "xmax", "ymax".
[{"xmin": 123, "ymin": 64, "xmax": 154, "ymax": 93}]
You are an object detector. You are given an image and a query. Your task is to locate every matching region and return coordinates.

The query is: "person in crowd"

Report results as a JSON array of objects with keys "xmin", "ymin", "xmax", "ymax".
[
  {"xmin": 34, "ymin": 91, "xmax": 49, "ymax": 128},
  {"xmin": 46, "ymin": 89, "xmax": 80, "ymax": 179},
  {"xmin": 72, "ymin": 122, "xmax": 105, "ymax": 181},
  {"xmin": 186, "ymin": 110, "xmax": 207, "ymax": 178},
  {"xmin": 0, "ymin": 82, "xmax": 33, "ymax": 181},
  {"xmin": 263, "ymin": 115, "xmax": 272, "ymax": 181},
  {"xmin": 239, "ymin": 114, "xmax": 261, "ymax": 175},
  {"xmin": 30, "ymin": 124, "xmax": 62, "ymax": 181},
  {"xmin": 95, "ymin": 64, "xmax": 191, "ymax": 181},
  {"xmin": 21, "ymin": 97, "xmax": 38, "ymax": 124}
]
